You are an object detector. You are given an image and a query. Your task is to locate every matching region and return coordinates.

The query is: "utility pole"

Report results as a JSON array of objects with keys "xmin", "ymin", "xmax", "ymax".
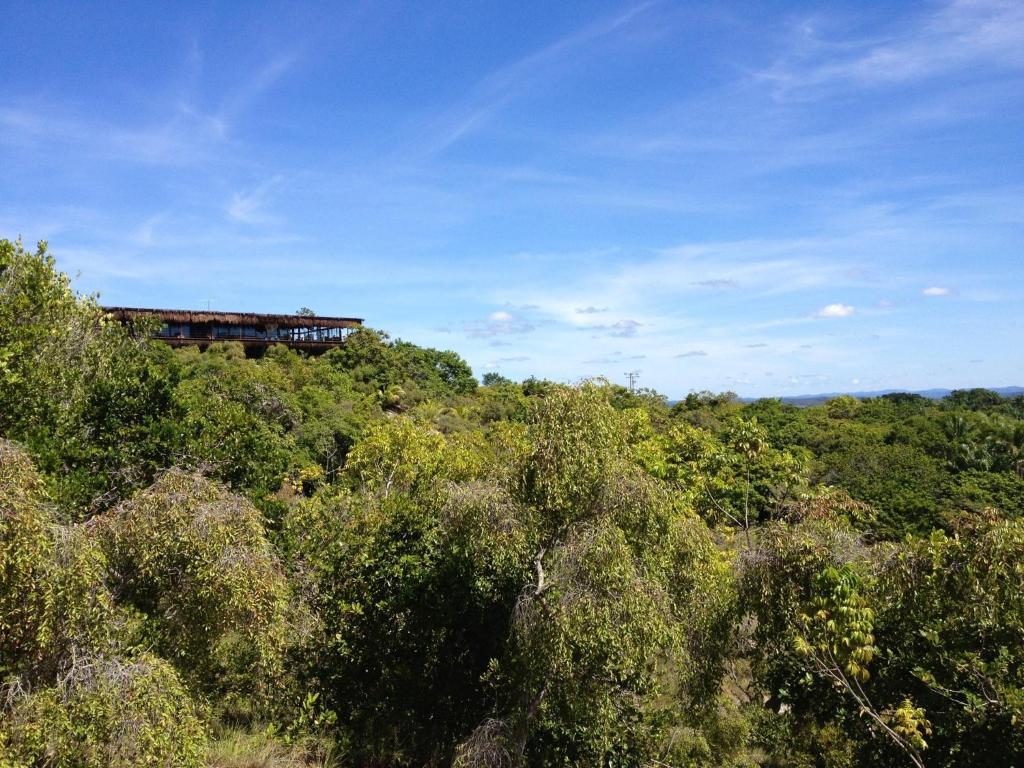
[{"xmin": 625, "ymin": 371, "xmax": 639, "ymax": 392}]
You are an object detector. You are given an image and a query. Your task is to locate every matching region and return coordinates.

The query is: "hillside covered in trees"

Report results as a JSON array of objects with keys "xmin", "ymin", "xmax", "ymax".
[{"xmin": 2, "ymin": 238, "xmax": 1022, "ymax": 767}]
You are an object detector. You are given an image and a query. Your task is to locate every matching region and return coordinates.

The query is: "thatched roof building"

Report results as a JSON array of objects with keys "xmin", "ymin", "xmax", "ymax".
[{"xmin": 104, "ymin": 306, "xmax": 363, "ymax": 354}]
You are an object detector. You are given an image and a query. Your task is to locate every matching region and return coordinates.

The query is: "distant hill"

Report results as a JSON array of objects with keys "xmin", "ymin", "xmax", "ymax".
[{"xmin": 754, "ymin": 386, "xmax": 1024, "ymax": 407}]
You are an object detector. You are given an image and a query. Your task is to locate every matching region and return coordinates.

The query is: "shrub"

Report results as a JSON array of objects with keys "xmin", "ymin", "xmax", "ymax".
[
  {"xmin": 1, "ymin": 440, "xmax": 117, "ymax": 681},
  {"xmin": 204, "ymin": 728, "xmax": 337, "ymax": 768},
  {"xmin": 1, "ymin": 653, "xmax": 206, "ymax": 768},
  {"xmin": 94, "ymin": 470, "xmax": 292, "ymax": 709},
  {"xmin": 0, "ymin": 440, "xmax": 52, "ymax": 676}
]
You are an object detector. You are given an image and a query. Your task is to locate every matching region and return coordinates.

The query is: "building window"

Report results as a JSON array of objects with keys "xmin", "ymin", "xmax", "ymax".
[
  {"xmin": 158, "ymin": 322, "xmax": 190, "ymax": 338},
  {"xmin": 214, "ymin": 325, "xmax": 242, "ymax": 339}
]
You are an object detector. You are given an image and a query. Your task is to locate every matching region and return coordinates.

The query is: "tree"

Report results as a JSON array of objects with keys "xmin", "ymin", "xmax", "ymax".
[
  {"xmin": 518, "ymin": 383, "xmax": 628, "ymax": 534},
  {"xmin": 482, "ymin": 371, "xmax": 512, "ymax": 387},
  {"xmin": 662, "ymin": 418, "xmax": 807, "ymax": 532},
  {"xmin": 0, "ymin": 238, "xmax": 181, "ymax": 514},
  {"xmin": 742, "ymin": 511, "xmax": 932, "ymax": 767},
  {"xmin": 0, "ymin": 440, "xmax": 118, "ymax": 682},
  {"xmin": 874, "ymin": 515, "xmax": 1024, "ymax": 764},
  {"xmin": 282, "ymin": 422, "xmax": 530, "ymax": 764},
  {"xmin": 94, "ymin": 470, "xmax": 293, "ymax": 710},
  {"xmin": 0, "ymin": 442, "xmax": 207, "ymax": 767},
  {"xmin": 456, "ymin": 385, "xmax": 738, "ymax": 767},
  {"xmin": 945, "ymin": 388, "xmax": 1005, "ymax": 411},
  {"xmin": 172, "ymin": 348, "xmax": 297, "ymax": 497},
  {"xmin": 1, "ymin": 653, "xmax": 206, "ymax": 768}
]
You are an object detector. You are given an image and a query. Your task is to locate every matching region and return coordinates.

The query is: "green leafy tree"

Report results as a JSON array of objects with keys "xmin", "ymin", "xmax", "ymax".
[
  {"xmin": 481, "ymin": 371, "xmax": 512, "ymax": 386},
  {"xmin": 0, "ymin": 440, "xmax": 117, "ymax": 683},
  {"xmin": 1, "ymin": 653, "xmax": 206, "ymax": 768},
  {"xmin": 172, "ymin": 347, "xmax": 297, "ymax": 498},
  {"xmin": 456, "ymin": 385, "xmax": 738, "ymax": 767},
  {"xmin": 94, "ymin": 470, "xmax": 293, "ymax": 715},
  {"xmin": 874, "ymin": 515, "xmax": 1024, "ymax": 765},
  {"xmin": 282, "ymin": 480, "xmax": 533, "ymax": 764},
  {"xmin": 944, "ymin": 388, "xmax": 1006, "ymax": 411},
  {"xmin": 662, "ymin": 418, "xmax": 807, "ymax": 532},
  {"xmin": 0, "ymin": 239, "xmax": 181, "ymax": 514},
  {"xmin": 741, "ymin": 516, "xmax": 928, "ymax": 766}
]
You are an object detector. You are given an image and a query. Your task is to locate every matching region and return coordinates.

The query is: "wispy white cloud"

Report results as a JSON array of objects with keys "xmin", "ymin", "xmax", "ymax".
[
  {"xmin": 421, "ymin": 2, "xmax": 658, "ymax": 154},
  {"xmin": 575, "ymin": 318, "xmax": 648, "ymax": 338},
  {"xmin": 227, "ymin": 176, "xmax": 286, "ymax": 225},
  {"xmin": 608, "ymin": 319, "xmax": 643, "ymax": 337},
  {"xmin": 760, "ymin": 0, "xmax": 1024, "ymax": 99},
  {"xmin": 132, "ymin": 213, "xmax": 167, "ymax": 247},
  {"xmin": 815, "ymin": 303, "xmax": 856, "ymax": 318},
  {"xmin": 464, "ymin": 310, "xmax": 535, "ymax": 338},
  {"xmin": 0, "ymin": 50, "xmax": 298, "ymax": 167},
  {"xmin": 219, "ymin": 54, "xmax": 298, "ymax": 127},
  {"xmin": 584, "ymin": 352, "xmax": 645, "ymax": 364},
  {"xmin": 512, "ymin": 236, "xmax": 859, "ymax": 328},
  {"xmin": 923, "ymin": 286, "xmax": 951, "ymax": 296},
  {"xmin": 692, "ymin": 278, "xmax": 739, "ymax": 289},
  {"xmin": 171, "ymin": 48, "xmax": 300, "ymax": 142}
]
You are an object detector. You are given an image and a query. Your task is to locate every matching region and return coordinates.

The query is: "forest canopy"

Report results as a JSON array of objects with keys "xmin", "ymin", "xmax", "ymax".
[{"xmin": 2, "ymin": 238, "xmax": 1022, "ymax": 767}]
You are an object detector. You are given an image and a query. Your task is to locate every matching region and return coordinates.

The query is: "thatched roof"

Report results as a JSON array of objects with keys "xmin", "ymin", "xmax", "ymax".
[{"xmin": 103, "ymin": 306, "xmax": 363, "ymax": 329}]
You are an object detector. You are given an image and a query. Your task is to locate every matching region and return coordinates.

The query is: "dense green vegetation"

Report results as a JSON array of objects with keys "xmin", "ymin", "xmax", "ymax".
[{"xmin": 2, "ymin": 238, "xmax": 1022, "ymax": 767}]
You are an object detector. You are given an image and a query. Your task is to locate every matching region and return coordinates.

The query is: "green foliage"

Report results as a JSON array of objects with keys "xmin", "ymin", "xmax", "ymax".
[
  {"xmin": 205, "ymin": 727, "xmax": 336, "ymax": 768},
  {"xmin": 874, "ymin": 515, "xmax": 1024, "ymax": 763},
  {"xmin": 822, "ymin": 395, "xmax": 858, "ymax": 420},
  {"xmin": 662, "ymin": 418, "xmax": 807, "ymax": 530},
  {"xmin": 0, "ymin": 440, "xmax": 52, "ymax": 676},
  {"xmin": 948, "ymin": 468, "xmax": 1024, "ymax": 516},
  {"xmin": 0, "ymin": 440, "xmax": 116, "ymax": 682},
  {"xmin": 0, "ymin": 238, "xmax": 180, "ymax": 514},
  {"xmin": 460, "ymin": 379, "xmax": 531, "ymax": 425},
  {"xmin": 452, "ymin": 387, "xmax": 738, "ymax": 767},
  {"xmin": 794, "ymin": 564, "xmax": 878, "ymax": 685},
  {"xmin": 813, "ymin": 425, "xmax": 946, "ymax": 536},
  {"xmin": 886, "ymin": 700, "xmax": 932, "ymax": 755},
  {"xmin": 944, "ymin": 388, "xmax": 1007, "ymax": 411},
  {"xmin": 502, "ymin": 521, "xmax": 681, "ymax": 765},
  {"xmin": 1, "ymin": 653, "xmax": 206, "ymax": 768},
  {"xmin": 0, "ymin": 239, "xmax": 81, "ymax": 432},
  {"xmin": 341, "ymin": 416, "xmax": 447, "ymax": 498},
  {"xmin": 519, "ymin": 382, "xmax": 628, "ymax": 532},
  {"xmin": 742, "ymin": 495, "xmax": 1024, "ymax": 766},
  {"xmin": 742, "ymin": 391, "xmax": 1024, "ymax": 536},
  {"xmin": 173, "ymin": 347, "xmax": 298, "ymax": 496},
  {"xmin": 325, "ymin": 327, "xmax": 477, "ymax": 402},
  {"xmin": 674, "ymin": 389, "xmax": 739, "ymax": 414},
  {"xmin": 481, "ymin": 371, "xmax": 512, "ymax": 387},
  {"xmin": 94, "ymin": 470, "xmax": 292, "ymax": 708},
  {"xmin": 4, "ymin": 240, "xmax": 1024, "ymax": 766},
  {"xmin": 741, "ymin": 511, "xmax": 933, "ymax": 766},
  {"xmin": 282, "ymin": 481, "xmax": 534, "ymax": 765}
]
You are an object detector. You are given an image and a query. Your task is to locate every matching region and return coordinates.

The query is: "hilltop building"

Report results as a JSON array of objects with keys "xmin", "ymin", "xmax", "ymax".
[{"xmin": 104, "ymin": 306, "xmax": 363, "ymax": 355}]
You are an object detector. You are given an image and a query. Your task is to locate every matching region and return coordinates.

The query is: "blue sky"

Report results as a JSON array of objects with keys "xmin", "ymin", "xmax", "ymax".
[{"xmin": 2, "ymin": 0, "xmax": 1022, "ymax": 397}]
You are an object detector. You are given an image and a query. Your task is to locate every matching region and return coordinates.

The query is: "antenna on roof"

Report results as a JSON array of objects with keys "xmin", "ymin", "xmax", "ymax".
[{"xmin": 200, "ymin": 298, "xmax": 214, "ymax": 310}]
